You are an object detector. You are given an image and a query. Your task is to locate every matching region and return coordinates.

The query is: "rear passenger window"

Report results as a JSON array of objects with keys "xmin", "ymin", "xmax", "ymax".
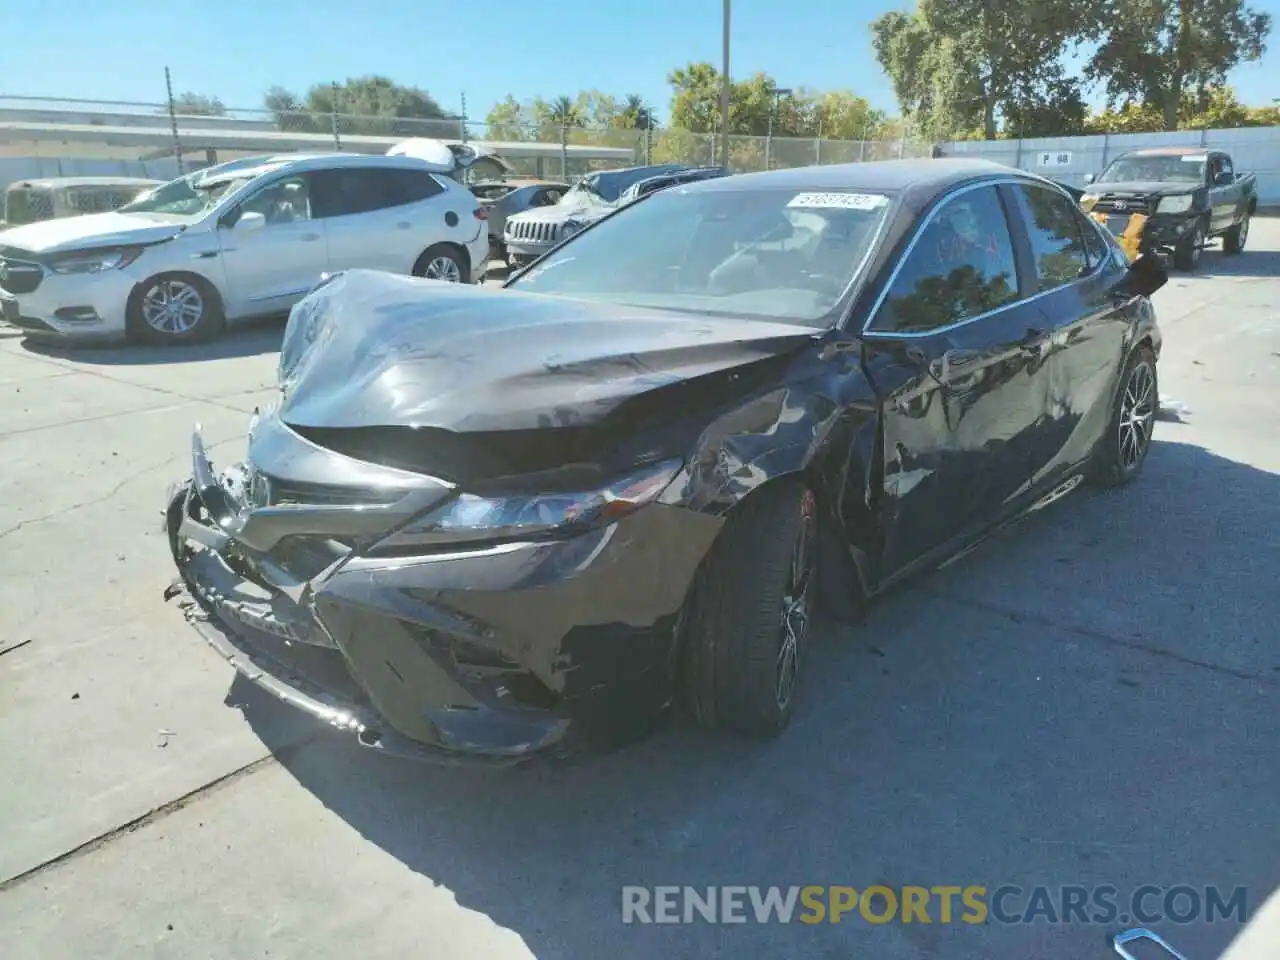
[
  {"xmin": 1012, "ymin": 184, "xmax": 1092, "ymax": 287},
  {"xmin": 870, "ymin": 185, "xmax": 1019, "ymax": 333},
  {"xmin": 388, "ymin": 169, "xmax": 445, "ymax": 204}
]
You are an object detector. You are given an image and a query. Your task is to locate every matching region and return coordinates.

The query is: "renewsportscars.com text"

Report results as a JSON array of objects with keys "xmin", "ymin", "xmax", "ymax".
[{"xmin": 621, "ymin": 885, "xmax": 1248, "ymax": 925}]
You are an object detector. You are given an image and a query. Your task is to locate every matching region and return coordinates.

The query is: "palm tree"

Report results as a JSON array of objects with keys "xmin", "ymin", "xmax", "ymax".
[
  {"xmin": 547, "ymin": 96, "xmax": 583, "ymax": 127},
  {"xmin": 620, "ymin": 94, "xmax": 655, "ymax": 130}
]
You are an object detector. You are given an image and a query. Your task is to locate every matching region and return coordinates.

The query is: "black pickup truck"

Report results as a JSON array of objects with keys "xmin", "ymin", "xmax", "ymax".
[{"xmin": 1081, "ymin": 147, "xmax": 1258, "ymax": 271}]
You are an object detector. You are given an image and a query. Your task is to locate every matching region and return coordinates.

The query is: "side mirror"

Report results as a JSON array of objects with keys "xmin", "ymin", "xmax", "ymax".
[
  {"xmin": 235, "ymin": 211, "xmax": 266, "ymax": 233},
  {"xmin": 1083, "ymin": 173, "xmax": 1096, "ymax": 184},
  {"xmin": 1214, "ymin": 172, "xmax": 1234, "ymax": 186},
  {"xmin": 1123, "ymin": 253, "xmax": 1168, "ymax": 298}
]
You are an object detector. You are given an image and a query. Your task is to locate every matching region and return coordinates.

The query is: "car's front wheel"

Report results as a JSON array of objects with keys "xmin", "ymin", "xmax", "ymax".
[
  {"xmin": 1173, "ymin": 221, "xmax": 1205, "ymax": 271},
  {"xmin": 127, "ymin": 273, "xmax": 225, "ymax": 345},
  {"xmin": 1223, "ymin": 213, "xmax": 1250, "ymax": 254},
  {"xmin": 1090, "ymin": 343, "xmax": 1158, "ymax": 488},
  {"xmin": 681, "ymin": 479, "xmax": 818, "ymax": 738}
]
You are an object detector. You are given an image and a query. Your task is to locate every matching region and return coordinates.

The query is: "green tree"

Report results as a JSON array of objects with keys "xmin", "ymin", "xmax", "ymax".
[
  {"xmin": 264, "ymin": 76, "xmax": 454, "ymax": 135},
  {"xmin": 872, "ymin": 0, "xmax": 1090, "ymax": 140},
  {"xmin": 484, "ymin": 95, "xmax": 531, "ymax": 141},
  {"xmin": 616, "ymin": 94, "xmax": 656, "ymax": 130},
  {"xmin": 666, "ymin": 62, "xmax": 811, "ymax": 136},
  {"xmin": 168, "ymin": 92, "xmax": 226, "ymax": 116},
  {"xmin": 1086, "ymin": 0, "xmax": 1271, "ymax": 130}
]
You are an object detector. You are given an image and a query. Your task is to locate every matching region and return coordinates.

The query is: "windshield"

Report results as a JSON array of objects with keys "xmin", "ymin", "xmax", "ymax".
[
  {"xmin": 1097, "ymin": 155, "xmax": 1206, "ymax": 184},
  {"xmin": 119, "ymin": 173, "xmax": 256, "ymax": 216},
  {"xmin": 471, "ymin": 183, "xmax": 517, "ymax": 202},
  {"xmin": 507, "ymin": 186, "xmax": 893, "ymax": 325}
]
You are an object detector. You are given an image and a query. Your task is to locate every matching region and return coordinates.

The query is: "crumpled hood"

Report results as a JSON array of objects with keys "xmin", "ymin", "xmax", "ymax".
[
  {"xmin": 0, "ymin": 210, "xmax": 191, "ymax": 255},
  {"xmin": 1087, "ymin": 180, "xmax": 1201, "ymax": 198},
  {"xmin": 508, "ymin": 195, "xmax": 610, "ymax": 226},
  {"xmin": 278, "ymin": 269, "xmax": 817, "ymax": 432}
]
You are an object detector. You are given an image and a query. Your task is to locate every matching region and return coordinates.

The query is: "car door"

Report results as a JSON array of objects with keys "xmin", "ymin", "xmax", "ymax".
[
  {"xmin": 1208, "ymin": 154, "xmax": 1238, "ymax": 233},
  {"xmin": 216, "ymin": 173, "xmax": 328, "ymax": 317},
  {"xmin": 311, "ymin": 167, "xmax": 452, "ymax": 275},
  {"xmin": 859, "ymin": 183, "xmax": 1054, "ymax": 576},
  {"xmin": 1004, "ymin": 181, "xmax": 1134, "ymax": 482}
]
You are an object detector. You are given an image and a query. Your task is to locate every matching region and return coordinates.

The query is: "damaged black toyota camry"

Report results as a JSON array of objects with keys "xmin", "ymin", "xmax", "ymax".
[{"xmin": 164, "ymin": 158, "xmax": 1167, "ymax": 765}]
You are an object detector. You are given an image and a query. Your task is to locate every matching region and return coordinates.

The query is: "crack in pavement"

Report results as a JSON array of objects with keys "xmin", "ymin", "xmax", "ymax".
[
  {"xmin": 0, "ymin": 401, "xmax": 192, "ymax": 440},
  {"xmin": 0, "ymin": 434, "xmax": 243, "ymax": 542},
  {"xmin": 924, "ymin": 588, "xmax": 1275, "ymax": 686},
  {"xmin": 8, "ymin": 348, "xmax": 274, "ymax": 418}
]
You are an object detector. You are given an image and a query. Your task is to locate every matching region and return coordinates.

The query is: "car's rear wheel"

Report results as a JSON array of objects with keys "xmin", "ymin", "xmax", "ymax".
[
  {"xmin": 1090, "ymin": 344, "xmax": 1158, "ymax": 488},
  {"xmin": 127, "ymin": 273, "xmax": 225, "ymax": 345},
  {"xmin": 412, "ymin": 244, "xmax": 467, "ymax": 284},
  {"xmin": 681, "ymin": 479, "xmax": 817, "ymax": 738},
  {"xmin": 1223, "ymin": 214, "xmax": 1250, "ymax": 254},
  {"xmin": 1173, "ymin": 221, "xmax": 1205, "ymax": 271}
]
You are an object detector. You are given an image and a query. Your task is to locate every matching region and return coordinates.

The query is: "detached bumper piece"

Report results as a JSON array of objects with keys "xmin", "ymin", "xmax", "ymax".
[{"xmin": 165, "ymin": 422, "xmax": 574, "ymax": 767}]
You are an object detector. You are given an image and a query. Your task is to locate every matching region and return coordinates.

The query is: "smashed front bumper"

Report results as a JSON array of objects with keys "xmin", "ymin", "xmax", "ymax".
[{"xmin": 165, "ymin": 415, "xmax": 715, "ymax": 765}]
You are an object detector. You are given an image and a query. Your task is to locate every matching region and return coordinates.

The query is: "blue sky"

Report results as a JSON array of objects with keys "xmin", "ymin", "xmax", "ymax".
[{"xmin": 6, "ymin": 0, "xmax": 1278, "ymax": 122}]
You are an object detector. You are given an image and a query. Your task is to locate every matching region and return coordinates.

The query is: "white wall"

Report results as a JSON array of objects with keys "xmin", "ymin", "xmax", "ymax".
[
  {"xmin": 0, "ymin": 156, "xmax": 186, "ymax": 192},
  {"xmin": 940, "ymin": 126, "xmax": 1280, "ymax": 205}
]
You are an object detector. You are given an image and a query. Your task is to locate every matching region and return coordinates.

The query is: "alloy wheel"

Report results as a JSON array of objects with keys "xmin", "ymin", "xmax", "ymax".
[
  {"xmin": 1118, "ymin": 361, "xmax": 1157, "ymax": 471},
  {"xmin": 776, "ymin": 490, "xmax": 817, "ymax": 709},
  {"xmin": 424, "ymin": 256, "xmax": 462, "ymax": 283},
  {"xmin": 142, "ymin": 280, "xmax": 204, "ymax": 335}
]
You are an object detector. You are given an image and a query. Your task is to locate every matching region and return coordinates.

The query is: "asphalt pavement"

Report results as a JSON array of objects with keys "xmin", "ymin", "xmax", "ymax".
[{"xmin": 1, "ymin": 236, "xmax": 1277, "ymax": 960}]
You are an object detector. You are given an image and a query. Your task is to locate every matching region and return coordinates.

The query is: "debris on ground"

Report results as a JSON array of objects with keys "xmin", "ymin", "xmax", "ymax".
[
  {"xmin": 0, "ymin": 638, "xmax": 33, "ymax": 657},
  {"xmin": 1158, "ymin": 396, "xmax": 1192, "ymax": 422}
]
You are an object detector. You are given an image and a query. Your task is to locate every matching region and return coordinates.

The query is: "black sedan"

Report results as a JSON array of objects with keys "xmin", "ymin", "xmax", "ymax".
[{"xmin": 164, "ymin": 158, "xmax": 1166, "ymax": 764}]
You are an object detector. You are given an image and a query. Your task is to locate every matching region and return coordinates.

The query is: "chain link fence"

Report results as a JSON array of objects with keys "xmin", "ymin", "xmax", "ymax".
[{"xmin": 0, "ymin": 95, "xmax": 932, "ymax": 188}]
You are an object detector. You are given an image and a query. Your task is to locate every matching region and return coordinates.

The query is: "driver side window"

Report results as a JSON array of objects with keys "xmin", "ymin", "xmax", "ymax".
[
  {"xmin": 868, "ymin": 185, "xmax": 1019, "ymax": 334},
  {"xmin": 239, "ymin": 176, "xmax": 312, "ymax": 225}
]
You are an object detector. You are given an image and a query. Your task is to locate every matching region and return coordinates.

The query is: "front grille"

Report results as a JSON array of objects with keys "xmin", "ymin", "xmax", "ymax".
[
  {"xmin": 506, "ymin": 220, "xmax": 559, "ymax": 243},
  {"xmin": 1094, "ymin": 195, "xmax": 1152, "ymax": 216},
  {"xmin": 260, "ymin": 474, "xmax": 404, "ymax": 508},
  {"xmin": 0, "ymin": 257, "xmax": 44, "ymax": 295}
]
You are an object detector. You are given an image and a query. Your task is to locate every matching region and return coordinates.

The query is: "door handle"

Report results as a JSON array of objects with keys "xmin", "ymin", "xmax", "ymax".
[
  {"xmin": 396, "ymin": 221, "xmax": 411, "ymax": 229},
  {"xmin": 299, "ymin": 232, "xmax": 320, "ymax": 242}
]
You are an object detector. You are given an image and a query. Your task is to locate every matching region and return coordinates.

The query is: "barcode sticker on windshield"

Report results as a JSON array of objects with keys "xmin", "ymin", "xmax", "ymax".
[{"xmin": 788, "ymin": 192, "xmax": 887, "ymax": 210}]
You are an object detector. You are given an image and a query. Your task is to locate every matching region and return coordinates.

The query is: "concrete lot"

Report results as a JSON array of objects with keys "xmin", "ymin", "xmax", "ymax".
[{"xmin": 1, "ymin": 238, "xmax": 1277, "ymax": 960}]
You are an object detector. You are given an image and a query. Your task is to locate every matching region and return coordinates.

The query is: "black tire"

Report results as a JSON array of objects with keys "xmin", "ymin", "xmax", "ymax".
[
  {"xmin": 1172, "ymin": 220, "xmax": 1205, "ymax": 271},
  {"xmin": 681, "ymin": 479, "xmax": 818, "ymax": 738},
  {"xmin": 126, "ymin": 273, "xmax": 225, "ymax": 345},
  {"xmin": 1223, "ymin": 214, "xmax": 1250, "ymax": 254},
  {"xmin": 1090, "ymin": 344, "xmax": 1158, "ymax": 488},
  {"xmin": 412, "ymin": 243, "xmax": 468, "ymax": 284}
]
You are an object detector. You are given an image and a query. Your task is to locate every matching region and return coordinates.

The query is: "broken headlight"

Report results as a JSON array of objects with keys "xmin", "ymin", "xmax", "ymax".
[{"xmin": 373, "ymin": 458, "xmax": 683, "ymax": 549}]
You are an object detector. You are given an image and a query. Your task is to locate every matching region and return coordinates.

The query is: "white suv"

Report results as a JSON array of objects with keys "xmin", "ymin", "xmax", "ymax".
[{"xmin": 0, "ymin": 153, "xmax": 491, "ymax": 345}]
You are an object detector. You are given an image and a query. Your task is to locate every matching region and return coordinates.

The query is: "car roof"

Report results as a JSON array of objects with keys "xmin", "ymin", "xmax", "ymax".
[
  {"xmin": 686, "ymin": 158, "xmax": 1017, "ymax": 195},
  {"xmin": 197, "ymin": 152, "xmax": 459, "ymax": 186},
  {"xmin": 1121, "ymin": 147, "xmax": 1212, "ymax": 157}
]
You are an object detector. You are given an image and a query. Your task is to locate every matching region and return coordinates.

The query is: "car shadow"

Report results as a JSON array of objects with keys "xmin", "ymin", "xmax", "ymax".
[
  {"xmin": 228, "ymin": 437, "xmax": 1279, "ymax": 960},
  {"xmin": 1179, "ymin": 247, "xmax": 1280, "ymax": 280},
  {"xmin": 18, "ymin": 316, "xmax": 285, "ymax": 366}
]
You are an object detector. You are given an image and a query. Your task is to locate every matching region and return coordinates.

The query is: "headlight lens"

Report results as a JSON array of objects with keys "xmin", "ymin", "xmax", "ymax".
[
  {"xmin": 1158, "ymin": 194, "xmax": 1193, "ymax": 214},
  {"xmin": 374, "ymin": 458, "xmax": 684, "ymax": 550},
  {"xmin": 561, "ymin": 218, "xmax": 587, "ymax": 236},
  {"xmin": 49, "ymin": 247, "xmax": 143, "ymax": 275}
]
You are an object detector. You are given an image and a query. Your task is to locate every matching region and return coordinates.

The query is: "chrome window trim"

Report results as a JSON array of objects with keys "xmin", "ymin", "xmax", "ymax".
[{"xmin": 860, "ymin": 176, "xmax": 1109, "ymax": 341}]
